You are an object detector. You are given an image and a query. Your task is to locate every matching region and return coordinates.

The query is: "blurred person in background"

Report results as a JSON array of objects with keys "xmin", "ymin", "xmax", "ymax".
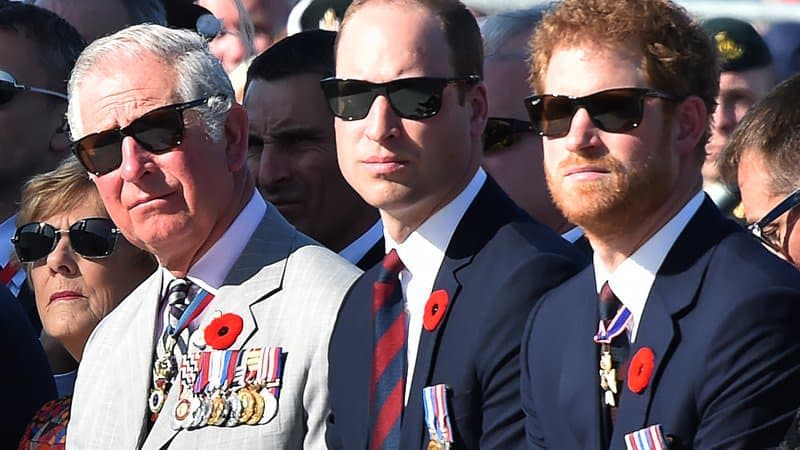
[
  {"xmin": 0, "ymin": 3, "xmax": 86, "ymax": 386},
  {"xmin": 479, "ymin": 8, "xmax": 583, "ymax": 246},
  {"xmin": 242, "ymin": 0, "xmax": 290, "ymax": 53},
  {"xmin": 702, "ymin": 17, "xmax": 776, "ymax": 216},
  {"xmin": 244, "ymin": 30, "xmax": 382, "ymax": 269},
  {"xmin": 16, "ymin": 157, "xmax": 156, "ymax": 450},
  {"xmin": 199, "ymin": 0, "xmax": 256, "ymax": 101},
  {"xmin": 32, "ymin": 0, "xmax": 166, "ymax": 42},
  {"xmin": 719, "ymin": 73, "xmax": 800, "ymax": 267}
]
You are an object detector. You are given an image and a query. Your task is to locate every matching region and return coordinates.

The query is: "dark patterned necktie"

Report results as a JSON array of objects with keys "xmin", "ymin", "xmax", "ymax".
[
  {"xmin": 369, "ymin": 249, "xmax": 406, "ymax": 450},
  {"xmin": 164, "ymin": 278, "xmax": 192, "ymax": 354},
  {"xmin": 149, "ymin": 277, "xmax": 192, "ymax": 418},
  {"xmin": 598, "ymin": 282, "xmax": 630, "ymax": 442}
]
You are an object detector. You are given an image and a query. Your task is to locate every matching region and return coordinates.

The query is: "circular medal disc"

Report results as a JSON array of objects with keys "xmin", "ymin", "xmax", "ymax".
[
  {"xmin": 189, "ymin": 398, "xmax": 207, "ymax": 429},
  {"xmin": 208, "ymin": 395, "xmax": 226, "ymax": 426},
  {"xmin": 149, "ymin": 388, "xmax": 166, "ymax": 414},
  {"xmin": 197, "ymin": 398, "xmax": 211, "ymax": 428},
  {"xmin": 173, "ymin": 397, "xmax": 192, "ymax": 430},
  {"xmin": 258, "ymin": 389, "xmax": 278, "ymax": 425},
  {"xmin": 428, "ymin": 441, "xmax": 444, "ymax": 450},
  {"xmin": 237, "ymin": 388, "xmax": 255, "ymax": 423},
  {"xmin": 245, "ymin": 387, "xmax": 265, "ymax": 425},
  {"xmin": 226, "ymin": 393, "xmax": 243, "ymax": 427}
]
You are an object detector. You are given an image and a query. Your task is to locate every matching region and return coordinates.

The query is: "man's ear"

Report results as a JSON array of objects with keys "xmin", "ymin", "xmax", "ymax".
[
  {"xmin": 674, "ymin": 95, "xmax": 708, "ymax": 157},
  {"xmin": 468, "ymin": 82, "xmax": 489, "ymax": 141},
  {"xmin": 223, "ymin": 103, "xmax": 249, "ymax": 172}
]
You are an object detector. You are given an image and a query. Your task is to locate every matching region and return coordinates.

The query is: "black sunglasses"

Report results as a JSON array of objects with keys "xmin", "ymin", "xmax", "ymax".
[
  {"xmin": 483, "ymin": 117, "xmax": 535, "ymax": 154},
  {"xmin": 12, "ymin": 218, "xmax": 121, "ymax": 263},
  {"xmin": 320, "ymin": 75, "xmax": 481, "ymax": 121},
  {"xmin": 71, "ymin": 96, "xmax": 221, "ymax": 175},
  {"xmin": 523, "ymin": 87, "xmax": 682, "ymax": 138},
  {"xmin": 0, "ymin": 70, "xmax": 67, "ymax": 105},
  {"xmin": 747, "ymin": 188, "xmax": 800, "ymax": 254}
]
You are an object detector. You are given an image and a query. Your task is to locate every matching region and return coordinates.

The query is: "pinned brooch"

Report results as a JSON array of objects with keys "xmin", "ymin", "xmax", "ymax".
[
  {"xmin": 628, "ymin": 347, "xmax": 655, "ymax": 394},
  {"xmin": 204, "ymin": 313, "xmax": 244, "ymax": 350},
  {"xmin": 423, "ymin": 290, "xmax": 448, "ymax": 332}
]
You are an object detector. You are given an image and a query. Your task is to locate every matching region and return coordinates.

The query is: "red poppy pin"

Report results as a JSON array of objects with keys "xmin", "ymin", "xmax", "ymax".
[
  {"xmin": 423, "ymin": 289, "xmax": 449, "ymax": 332},
  {"xmin": 204, "ymin": 313, "xmax": 244, "ymax": 350},
  {"xmin": 628, "ymin": 347, "xmax": 655, "ymax": 394}
]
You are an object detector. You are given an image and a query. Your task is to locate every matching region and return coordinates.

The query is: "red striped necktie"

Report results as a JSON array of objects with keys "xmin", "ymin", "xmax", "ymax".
[
  {"xmin": 0, "ymin": 261, "xmax": 19, "ymax": 287},
  {"xmin": 369, "ymin": 249, "xmax": 406, "ymax": 450}
]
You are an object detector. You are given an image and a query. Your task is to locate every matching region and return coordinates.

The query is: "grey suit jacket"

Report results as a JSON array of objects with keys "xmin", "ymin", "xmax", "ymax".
[{"xmin": 67, "ymin": 205, "xmax": 361, "ymax": 449}]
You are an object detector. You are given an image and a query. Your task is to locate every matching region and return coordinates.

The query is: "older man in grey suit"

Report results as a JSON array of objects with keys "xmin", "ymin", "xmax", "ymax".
[{"xmin": 65, "ymin": 24, "xmax": 360, "ymax": 449}]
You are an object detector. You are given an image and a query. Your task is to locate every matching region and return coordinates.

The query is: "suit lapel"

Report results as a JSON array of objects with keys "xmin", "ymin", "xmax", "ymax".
[
  {"xmin": 399, "ymin": 178, "xmax": 522, "ymax": 448},
  {"xmin": 145, "ymin": 206, "xmax": 296, "ymax": 449},
  {"xmin": 401, "ymin": 255, "xmax": 466, "ymax": 448},
  {"xmin": 558, "ymin": 269, "xmax": 606, "ymax": 450},
  {"xmin": 118, "ymin": 271, "xmax": 166, "ymax": 447},
  {"xmin": 612, "ymin": 199, "xmax": 729, "ymax": 440}
]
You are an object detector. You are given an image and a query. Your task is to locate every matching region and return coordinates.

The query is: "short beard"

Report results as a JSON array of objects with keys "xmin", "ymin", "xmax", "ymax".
[{"xmin": 546, "ymin": 130, "xmax": 675, "ymax": 237}]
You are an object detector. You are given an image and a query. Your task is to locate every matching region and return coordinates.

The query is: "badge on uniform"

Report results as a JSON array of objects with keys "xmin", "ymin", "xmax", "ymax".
[
  {"xmin": 171, "ymin": 346, "xmax": 285, "ymax": 430},
  {"xmin": 422, "ymin": 384, "xmax": 454, "ymax": 450},
  {"xmin": 624, "ymin": 424, "xmax": 669, "ymax": 450}
]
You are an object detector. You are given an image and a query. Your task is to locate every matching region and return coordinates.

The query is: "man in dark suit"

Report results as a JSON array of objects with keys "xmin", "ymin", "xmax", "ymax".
[
  {"xmin": 324, "ymin": 1, "xmax": 586, "ymax": 449},
  {"xmin": 521, "ymin": 0, "xmax": 800, "ymax": 449},
  {"xmin": 0, "ymin": 283, "xmax": 57, "ymax": 448},
  {"xmin": 244, "ymin": 29, "xmax": 382, "ymax": 270}
]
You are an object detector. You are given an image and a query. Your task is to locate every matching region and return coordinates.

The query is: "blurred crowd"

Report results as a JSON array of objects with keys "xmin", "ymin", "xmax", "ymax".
[{"xmin": 2, "ymin": 0, "xmax": 800, "ymax": 449}]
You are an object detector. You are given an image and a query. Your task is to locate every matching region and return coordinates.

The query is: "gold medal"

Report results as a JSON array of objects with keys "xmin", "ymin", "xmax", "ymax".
[
  {"xmin": 427, "ymin": 440, "xmax": 444, "ymax": 450},
  {"xmin": 175, "ymin": 398, "xmax": 192, "ymax": 421},
  {"xmin": 208, "ymin": 394, "xmax": 227, "ymax": 426},
  {"xmin": 245, "ymin": 385, "xmax": 265, "ymax": 425},
  {"xmin": 237, "ymin": 388, "xmax": 255, "ymax": 423}
]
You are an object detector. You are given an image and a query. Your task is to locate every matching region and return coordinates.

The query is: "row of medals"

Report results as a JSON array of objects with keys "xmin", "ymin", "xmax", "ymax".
[{"xmin": 172, "ymin": 383, "xmax": 279, "ymax": 430}]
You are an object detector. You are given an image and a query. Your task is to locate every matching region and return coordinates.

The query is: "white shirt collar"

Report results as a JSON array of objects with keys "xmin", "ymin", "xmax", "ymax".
[
  {"xmin": 168, "ymin": 190, "xmax": 266, "ymax": 294},
  {"xmin": 593, "ymin": 191, "xmax": 704, "ymax": 341},
  {"xmin": 1, "ymin": 214, "xmax": 16, "ymax": 267},
  {"xmin": 385, "ymin": 168, "xmax": 487, "ymax": 273},
  {"xmin": 339, "ymin": 219, "xmax": 383, "ymax": 264},
  {"xmin": 1, "ymin": 214, "xmax": 26, "ymax": 295},
  {"xmin": 561, "ymin": 226, "xmax": 585, "ymax": 243}
]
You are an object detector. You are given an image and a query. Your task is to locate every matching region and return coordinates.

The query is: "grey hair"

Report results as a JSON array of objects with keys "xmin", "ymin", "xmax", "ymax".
[
  {"xmin": 479, "ymin": 7, "xmax": 544, "ymax": 58},
  {"xmin": 67, "ymin": 24, "xmax": 234, "ymax": 142},
  {"xmin": 232, "ymin": 0, "xmax": 256, "ymax": 59},
  {"xmin": 121, "ymin": 0, "xmax": 168, "ymax": 26}
]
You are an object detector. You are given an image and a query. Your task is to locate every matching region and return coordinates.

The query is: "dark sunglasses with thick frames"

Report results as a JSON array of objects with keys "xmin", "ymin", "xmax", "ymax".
[
  {"xmin": 0, "ymin": 70, "xmax": 67, "ymax": 105},
  {"xmin": 523, "ymin": 87, "xmax": 683, "ymax": 138},
  {"xmin": 747, "ymin": 188, "xmax": 800, "ymax": 255},
  {"xmin": 12, "ymin": 218, "xmax": 121, "ymax": 263},
  {"xmin": 320, "ymin": 75, "xmax": 481, "ymax": 121},
  {"xmin": 71, "ymin": 96, "xmax": 225, "ymax": 175},
  {"xmin": 483, "ymin": 118, "xmax": 535, "ymax": 154}
]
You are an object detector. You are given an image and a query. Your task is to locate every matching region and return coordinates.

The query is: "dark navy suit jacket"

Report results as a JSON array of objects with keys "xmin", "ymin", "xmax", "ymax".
[
  {"xmin": 521, "ymin": 197, "xmax": 800, "ymax": 450},
  {"xmin": 0, "ymin": 283, "xmax": 56, "ymax": 448},
  {"xmin": 326, "ymin": 177, "xmax": 587, "ymax": 450}
]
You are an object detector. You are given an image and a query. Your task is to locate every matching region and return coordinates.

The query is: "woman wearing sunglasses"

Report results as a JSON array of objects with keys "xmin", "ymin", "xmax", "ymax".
[{"xmin": 16, "ymin": 157, "xmax": 156, "ymax": 450}]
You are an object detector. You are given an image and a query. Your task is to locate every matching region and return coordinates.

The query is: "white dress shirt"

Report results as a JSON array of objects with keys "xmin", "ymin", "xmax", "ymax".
[
  {"xmin": 339, "ymin": 220, "xmax": 383, "ymax": 265},
  {"xmin": 385, "ymin": 168, "xmax": 487, "ymax": 404},
  {"xmin": 159, "ymin": 190, "xmax": 267, "ymax": 334},
  {"xmin": 593, "ymin": 191, "xmax": 704, "ymax": 342},
  {"xmin": 1, "ymin": 214, "xmax": 26, "ymax": 296}
]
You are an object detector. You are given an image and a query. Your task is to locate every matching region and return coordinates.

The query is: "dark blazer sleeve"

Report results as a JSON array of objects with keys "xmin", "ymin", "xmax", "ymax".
[
  {"xmin": 520, "ymin": 294, "xmax": 548, "ymax": 450},
  {"xmin": 475, "ymin": 251, "xmax": 583, "ymax": 449},
  {"xmin": 693, "ymin": 284, "xmax": 800, "ymax": 448},
  {"xmin": 0, "ymin": 284, "xmax": 56, "ymax": 448}
]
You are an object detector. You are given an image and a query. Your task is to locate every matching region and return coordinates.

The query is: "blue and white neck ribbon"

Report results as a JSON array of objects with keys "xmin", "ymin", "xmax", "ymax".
[
  {"xmin": 624, "ymin": 424, "xmax": 668, "ymax": 450},
  {"xmin": 423, "ymin": 384, "xmax": 453, "ymax": 447},
  {"xmin": 593, "ymin": 305, "xmax": 633, "ymax": 344}
]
